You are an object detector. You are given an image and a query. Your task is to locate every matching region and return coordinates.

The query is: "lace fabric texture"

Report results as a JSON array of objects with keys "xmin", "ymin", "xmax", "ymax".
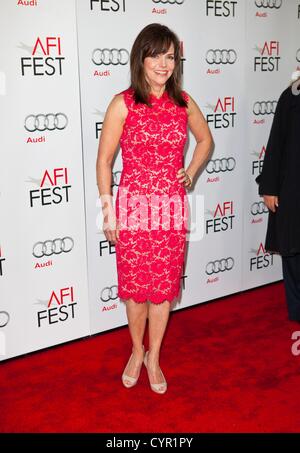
[{"xmin": 115, "ymin": 88, "xmax": 189, "ymax": 304}]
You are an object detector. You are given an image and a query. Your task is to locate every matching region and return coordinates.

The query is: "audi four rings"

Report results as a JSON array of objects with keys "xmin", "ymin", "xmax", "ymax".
[
  {"xmin": 206, "ymin": 49, "xmax": 237, "ymax": 65},
  {"xmin": 152, "ymin": 0, "xmax": 184, "ymax": 4},
  {"xmin": 25, "ymin": 113, "xmax": 68, "ymax": 132},
  {"xmin": 0, "ymin": 311, "xmax": 10, "ymax": 328},
  {"xmin": 100, "ymin": 286, "xmax": 118, "ymax": 302},
  {"xmin": 255, "ymin": 0, "xmax": 282, "ymax": 8},
  {"xmin": 251, "ymin": 202, "xmax": 268, "ymax": 215},
  {"xmin": 33, "ymin": 237, "xmax": 74, "ymax": 258},
  {"xmin": 253, "ymin": 101, "xmax": 277, "ymax": 115},
  {"xmin": 206, "ymin": 258, "xmax": 235, "ymax": 275},
  {"xmin": 92, "ymin": 48, "xmax": 129, "ymax": 66},
  {"xmin": 206, "ymin": 158, "xmax": 236, "ymax": 174}
]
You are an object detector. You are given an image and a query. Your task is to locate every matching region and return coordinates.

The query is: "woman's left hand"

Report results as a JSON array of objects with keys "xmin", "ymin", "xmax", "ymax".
[{"xmin": 177, "ymin": 167, "xmax": 193, "ymax": 188}]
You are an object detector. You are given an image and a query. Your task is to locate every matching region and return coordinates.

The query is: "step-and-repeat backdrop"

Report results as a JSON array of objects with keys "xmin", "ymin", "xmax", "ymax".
[{"xmin": 1, "ymin": 0, "xmax": 299, "ymax": 359}]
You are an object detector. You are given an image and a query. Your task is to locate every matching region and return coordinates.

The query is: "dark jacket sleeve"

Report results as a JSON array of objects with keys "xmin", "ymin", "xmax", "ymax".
[{"xmin": 256, "ymin": 88, "xmax": 290, "ymax": 196}]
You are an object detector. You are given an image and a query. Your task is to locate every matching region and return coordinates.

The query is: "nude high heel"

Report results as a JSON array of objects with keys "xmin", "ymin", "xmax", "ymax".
[
  {"xmin": 143, "ymin": 351, "xmax": 167, "ymax": 394},
  {"xmin": 122, "ymin": 346, "xmax": 145, "ymax": 388}
]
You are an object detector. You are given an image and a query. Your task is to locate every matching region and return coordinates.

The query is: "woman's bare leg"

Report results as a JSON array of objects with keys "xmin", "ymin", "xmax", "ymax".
[
  {"xmin": 147, "ymin": 300, "xmax": 171, "ymax": 384},
  {"xmin": 122, "ymin": 298, "xmax": 148, "ymax": 384}
]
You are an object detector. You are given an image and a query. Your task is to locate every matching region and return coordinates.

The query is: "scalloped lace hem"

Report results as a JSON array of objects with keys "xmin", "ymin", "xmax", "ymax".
[{"xmin": 117, "ymin": 289, "xmax": 180, "ymax": 305}]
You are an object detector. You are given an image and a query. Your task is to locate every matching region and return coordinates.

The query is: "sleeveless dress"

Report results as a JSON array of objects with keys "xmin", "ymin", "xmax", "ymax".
[{"xmin": 115, "ymin": 87, "xmax": 189, "ymax": 304}]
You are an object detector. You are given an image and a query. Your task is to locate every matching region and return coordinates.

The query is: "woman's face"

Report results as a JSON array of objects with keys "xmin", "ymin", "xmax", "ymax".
[{"xmin": 143, "ymin": 43, "xmax": 175, "ymax": 90}]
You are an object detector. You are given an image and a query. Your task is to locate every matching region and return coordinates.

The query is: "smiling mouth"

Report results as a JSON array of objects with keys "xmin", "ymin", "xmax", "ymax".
[{"xmin": 155, "ymin": 71, "xmax": 168, "ymax": 75}]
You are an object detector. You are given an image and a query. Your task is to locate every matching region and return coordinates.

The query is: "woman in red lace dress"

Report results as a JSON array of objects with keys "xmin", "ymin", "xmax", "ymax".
[{"xmin": 96, "ymin": 24, "xmax": 213, "ymax": 394}]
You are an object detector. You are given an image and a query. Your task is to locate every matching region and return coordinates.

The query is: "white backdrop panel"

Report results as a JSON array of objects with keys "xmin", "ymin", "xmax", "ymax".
[{"xmin": 0, "ymin": 0, "xmax": 89, "ymax": 360}]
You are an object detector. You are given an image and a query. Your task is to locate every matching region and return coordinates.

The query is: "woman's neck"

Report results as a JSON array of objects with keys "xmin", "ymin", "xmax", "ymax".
[{"xmin": 149, "ymin": 85, "xmax": 165, "ymax": 99}]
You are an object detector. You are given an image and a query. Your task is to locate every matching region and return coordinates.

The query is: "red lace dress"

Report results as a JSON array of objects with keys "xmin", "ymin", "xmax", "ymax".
[{"xmin": 115, "ymin": 88, "xmax": 189, "ymax": 304}]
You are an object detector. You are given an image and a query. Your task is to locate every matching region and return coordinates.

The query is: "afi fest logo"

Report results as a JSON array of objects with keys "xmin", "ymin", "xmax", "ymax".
[
  {"xmin": 90, "ymin": 0, "xmax": 126, "ymax": 12},
  {"xmin": 254, "ymin": 41, "xmax": 280, "ymax": 72},
  {"xmin": 249, "ymin": 243, "xmax": 274, "ymax": 271},
  {"xmin": 29, "ymin": 167, "xmax": 71, "ymax": 207},
  {"xmin": 206, "ymin": 97, "xmax": 236, "ymax": 129},
  {"xmin": 206, "ymin": 0, "xmax": 237, "ymax": 16},
  {"xmin": 37, "ymin": 286, "xmax": 77, "ymax": 327},
  {"xmin": 20, "ymin": 37, "xmax": 64, "ymax": 76},
  {"xmin": 251, "ymin": 145, "xmax": 265, "ymax": 175},
  {"xmin": 0, "ymin": 245, "xmax": 5, "ymax": 277},
  {"xmin": 206, "ymin": 201, "xmax": 235, "ymax": 234}
]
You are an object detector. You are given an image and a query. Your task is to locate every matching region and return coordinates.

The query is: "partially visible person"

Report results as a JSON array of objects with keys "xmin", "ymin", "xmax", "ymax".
[{"xmin": 256, "ymin": 75, "xmax": 300, "ymax": 321}]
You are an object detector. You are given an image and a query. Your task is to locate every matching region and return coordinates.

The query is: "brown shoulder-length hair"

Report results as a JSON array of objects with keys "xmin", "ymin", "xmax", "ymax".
[{"xmin": 130, "ymin": 23, "xmax": 187, "ymax": 107}]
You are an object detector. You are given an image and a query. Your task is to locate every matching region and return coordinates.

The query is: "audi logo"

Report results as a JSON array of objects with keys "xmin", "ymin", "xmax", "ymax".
[
  {"xmin": 111, "ymin": 171, "xmax": 122, "ymax": 187},
  {"xmin": 253, "ymin": 101, "xmax": 277, "ymax": 115},
  {"xmin": 24, "ymin": 113, "xmax": 68, "ymax": 132},
  {"xmin": 251, "ymin": 201, "xmax": 268, "ymax": 215},
  {"xmin": 92, "ymin": 48, "xmax": 129, "ymax": 66},
  {"xmin": 33, "ymin": 237, "xmax": 74, "ymax": 258},
  {"xmin": 152, "ymin": 0, "xmax": 184, "ymax": 4},
  {"xmin": 0, "ymin": 311, "xmax": 10, "ymax": 328},
  {"xmin": 296, "ymin": 49, "xmax": 300, "ymax": 63},
  {"xmin": 206, "ymin": 257, "xmax": 235, "ymax": 275},
  {"xmin": 255, "ymin": 0, "xmax": 282, "ymax": 8},
  {"xmin": 100, "ymin": 285, "xmax": 118, "ymax": 302},
  {"xmin": 206, "ymin": 49, "xmax": 237, "ymax": 65},
  {"xmin": 206, "ymin": 158, "xmax": 236, "ymax": 174}
]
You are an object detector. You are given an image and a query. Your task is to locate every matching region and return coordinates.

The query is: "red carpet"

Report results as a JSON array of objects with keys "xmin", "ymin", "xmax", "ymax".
[{"xmin": 1, "ymin": 281, "xmax": 300, "ymax": 433}]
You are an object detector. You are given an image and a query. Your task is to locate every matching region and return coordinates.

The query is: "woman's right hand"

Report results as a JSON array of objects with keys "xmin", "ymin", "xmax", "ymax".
[
  {"xmin": 103, "ymin": 213, "xmax": 119, "ymax": 244},
  {"xmin": 263, "ymin": 195, "xmax": 279, "ymax": 213}
]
